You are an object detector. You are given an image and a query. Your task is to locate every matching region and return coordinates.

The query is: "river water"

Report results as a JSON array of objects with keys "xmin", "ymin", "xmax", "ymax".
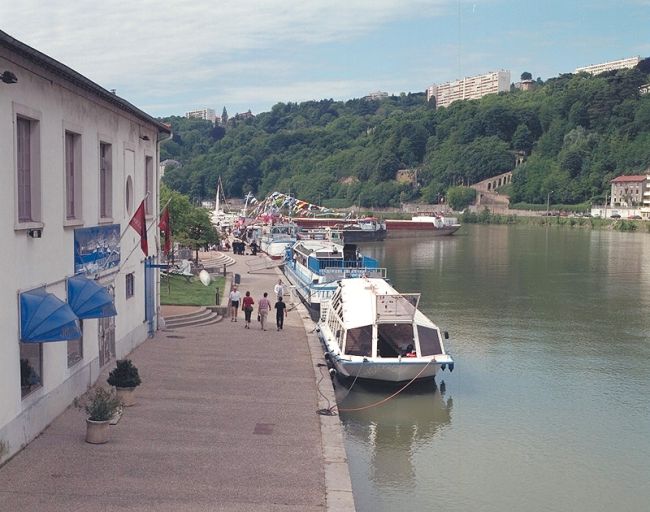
[{"xmin": 339, "ymin": 225, "xmax": 650, "ymax": 512}]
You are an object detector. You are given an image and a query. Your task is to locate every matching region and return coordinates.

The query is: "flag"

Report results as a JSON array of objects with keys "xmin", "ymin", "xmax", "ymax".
[
  {"xmin": 158, "ymin": 206, "xmax": 172, "ymax": 255},
  {"xmin": 129, "ymin": 200, "xmax": 148, "ymax": 256}
]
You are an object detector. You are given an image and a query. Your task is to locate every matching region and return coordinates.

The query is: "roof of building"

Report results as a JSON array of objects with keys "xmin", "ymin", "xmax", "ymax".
[
  {"xmin": 611, "ymin": 175, "xmax": 647, "ymax": 183},
  {"xmin": 0, "ymin": 30, "xmax": 170, "ymax": 135}
]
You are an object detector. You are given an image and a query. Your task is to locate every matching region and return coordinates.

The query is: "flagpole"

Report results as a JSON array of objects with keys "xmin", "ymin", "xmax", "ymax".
[
  {"xmin": 119, "ymin": 216, "xmax": 159, "ymax": 270},
  {"xmin": 96, "ymin": 193, "xmax": 150, "ymax": 274}
]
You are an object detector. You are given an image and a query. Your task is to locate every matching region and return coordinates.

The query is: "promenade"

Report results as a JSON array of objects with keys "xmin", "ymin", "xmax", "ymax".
[{"xmin": 0, "ymin": 252, "xmax": 355, "ymax": 511}]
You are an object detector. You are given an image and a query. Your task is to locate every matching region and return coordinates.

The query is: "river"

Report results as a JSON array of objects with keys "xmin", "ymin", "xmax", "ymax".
[{"xmin": 339, "ymin": 224, "xmax": 650, "ymax": 512}]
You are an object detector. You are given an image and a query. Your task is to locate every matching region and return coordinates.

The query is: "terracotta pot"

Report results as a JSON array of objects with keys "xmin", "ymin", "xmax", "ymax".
[
  {"xmin": 115, "ymin": 386, "xmax": 136, "ymax": 407},
  {"xmin": 85, "ymin": 418, "xmax": 110, "ymax": 444}
]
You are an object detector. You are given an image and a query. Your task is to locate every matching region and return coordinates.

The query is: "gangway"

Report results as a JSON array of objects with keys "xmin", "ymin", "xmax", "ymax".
[{"xmin": 246, "ymin": 258, "xmax": 285, "ymax": 273}]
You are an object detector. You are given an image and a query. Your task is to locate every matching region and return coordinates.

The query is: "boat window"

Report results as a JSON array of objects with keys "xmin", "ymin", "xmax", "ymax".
[
  {"xmin": 345, "ymin": 326, "xmax": 372, "ymax": 356},
  {"xmin": 417, "ymin": 326, "xmax": 442, "ymax": 355},
  {"xmin": 377, "ymin": 323, "xmax": 414, "ymax": 357}
]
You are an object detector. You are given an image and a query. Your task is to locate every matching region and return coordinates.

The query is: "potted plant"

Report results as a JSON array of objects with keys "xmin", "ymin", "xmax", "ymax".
[
  {"xmin": 76, "ymin": 387, "xmax": 121, "ymax": 444},
  {"xmin": 107, "ymin": 359, "xmax": 142, "ymax": 407}
]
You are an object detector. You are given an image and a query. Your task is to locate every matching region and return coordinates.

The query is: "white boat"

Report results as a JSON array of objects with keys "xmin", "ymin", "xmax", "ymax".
[
  {"xmin": 318, "ymin": 278, "xmax": 454, "ymax": 383},
  {"xmin": 385, "ymin": 213, "xmax": 461, "ymax": 235},
  {"xmin": 283, "ymin": 232, "xmax": 386, "ymax": 316},
  {"xmin": 259, "ymin": 221, "xmax": 298, "ymax": 259},
  {"xmin": 211, "ymin": 177, "xmax": 239, "ymax": 228}
]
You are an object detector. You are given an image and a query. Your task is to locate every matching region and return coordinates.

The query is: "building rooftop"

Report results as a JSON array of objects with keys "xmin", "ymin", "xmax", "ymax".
[{"xmin": 611, "ymin": 175, "xmax": 647, "ymax": 183}]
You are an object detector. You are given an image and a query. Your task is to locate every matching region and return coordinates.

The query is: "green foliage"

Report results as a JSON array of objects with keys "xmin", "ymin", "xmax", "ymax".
[
  {"xmin": 446, "ymin": 186, "xmax": 477, "ymax": 210},
  {"xmin": 75, "ymin": 387, "xmax": 121, "ymax": 421},
  {"xmin": 107, "ymin": 359, "xmax": 142, "ymax": 388},
  {"xmin": 160, "ymin": 68, "xmax": 650, "ymax": 207},
  {"xmin": 160, "ymin": 183, "xmax": 219, "ymax": 258}
]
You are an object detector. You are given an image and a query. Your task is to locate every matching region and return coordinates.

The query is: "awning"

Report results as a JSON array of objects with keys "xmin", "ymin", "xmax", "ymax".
[
  {"xmin": 20, "ymin": 288, "xmax": 81, "ymax": 342},
  {"xmin": 67, "ymin": 275, "xmax": 117, "ymax": 319}
]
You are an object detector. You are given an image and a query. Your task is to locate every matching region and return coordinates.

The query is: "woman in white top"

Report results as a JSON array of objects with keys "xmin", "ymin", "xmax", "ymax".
[{"xmin": 229, "ymin": 286, "xmax": 241, "ymax": 322}]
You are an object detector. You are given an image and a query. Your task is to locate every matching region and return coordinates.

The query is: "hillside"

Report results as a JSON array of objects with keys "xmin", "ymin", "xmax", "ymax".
[{"xmin": 161, "ymin": 65, "xmax": 650, "ymax": 208}]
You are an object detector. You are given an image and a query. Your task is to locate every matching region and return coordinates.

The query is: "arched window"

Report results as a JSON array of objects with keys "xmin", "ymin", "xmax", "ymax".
[{"xmin": 125, "ymin": 175, "xmax": 133, "ymax": 215}]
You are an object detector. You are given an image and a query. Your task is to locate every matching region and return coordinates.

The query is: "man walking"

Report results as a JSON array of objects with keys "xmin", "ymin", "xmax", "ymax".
[
  {"xmin": 274, "ymin": 296, "xmax": 287, "ymax": 331},
  {"xmin": 258, "ymin": 292, "xmax": 271, "ymax": 331}
]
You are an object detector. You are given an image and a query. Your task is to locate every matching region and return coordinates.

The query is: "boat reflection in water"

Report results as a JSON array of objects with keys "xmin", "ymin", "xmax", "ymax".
[{"xmin": 334, "ymin": 379, "xmax": 452, "ymax": 500}]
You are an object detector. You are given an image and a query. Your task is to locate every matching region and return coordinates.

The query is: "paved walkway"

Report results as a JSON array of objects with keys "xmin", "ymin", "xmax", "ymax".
[{"xmin": 0, "ymin": 252, "xmax": 354, "ymax": 511}]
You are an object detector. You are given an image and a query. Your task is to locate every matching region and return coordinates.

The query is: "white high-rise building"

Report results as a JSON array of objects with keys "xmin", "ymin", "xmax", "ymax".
[
  {"xmin": 575, "ymin": 57, "xmax": 641, "ymax": 75},
  {"xmin": 427, "ymin": 70, "xmax": 511, "ymax": 108},
  {"xmin": 185, "ymin": 108, "xmax": 217, "ymax": 123}
]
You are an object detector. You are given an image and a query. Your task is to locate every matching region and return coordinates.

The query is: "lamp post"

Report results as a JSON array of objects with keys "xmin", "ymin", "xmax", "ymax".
[{"xmin": 546, "ymin": 190, "xmax": 553, "ymax": 217}]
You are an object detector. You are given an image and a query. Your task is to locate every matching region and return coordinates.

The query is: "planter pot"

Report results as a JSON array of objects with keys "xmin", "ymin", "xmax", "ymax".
[
  {"xmin": 115, "ymin": 386, "xmax": 137, "ymax": 407},
  {"xmin": 85, "ymin": 418, "xmax": 110, "ymax": 444}
]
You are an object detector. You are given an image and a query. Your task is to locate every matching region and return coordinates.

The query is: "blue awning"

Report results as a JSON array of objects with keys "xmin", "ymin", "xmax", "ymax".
[
  {"xmin": 67, "ymin": 275, "xmax": 117, "ymax": 319},
  {"xmin": 20, "ymin": 288, "xmax": 81, "ymax": 342}
]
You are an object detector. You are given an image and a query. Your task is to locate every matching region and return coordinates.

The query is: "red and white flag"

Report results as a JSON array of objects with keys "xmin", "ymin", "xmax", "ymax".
[
  {"xmin": 158, "ymin": 206, "xmax": 172, "ymax": 255},
  {"xmin": 129, "ymin": 200, "xmax": 148, "ymax": 256}
]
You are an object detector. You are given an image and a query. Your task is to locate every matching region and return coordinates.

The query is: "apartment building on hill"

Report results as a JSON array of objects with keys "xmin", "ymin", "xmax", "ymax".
[
  {"xmin": 426, "ymin": 70, "xmax": 511, "ymax": 109},
  {"xmin": 575, "ymin": 56, "xmax": 640, "ymax": 75}
]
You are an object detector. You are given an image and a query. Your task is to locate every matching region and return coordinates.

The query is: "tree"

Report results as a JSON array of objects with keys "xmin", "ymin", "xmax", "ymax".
[
  {"xmin": 512, "ymin": 124, "xmax": 534, "ymax": 154},
  {"xmin": 179, "ymin": 208, "xmax": 218, "ymax": 263},
  {"xmin": 520, "ymin": 71, "xmax": 533, "ymax": 81},
  {"xmin": 446, "ymin": 186, "xmax": 477, "ymax": 210},
  {"xmin": 221, "ymin": 107, "xmax": 229, "ymax": 125}
]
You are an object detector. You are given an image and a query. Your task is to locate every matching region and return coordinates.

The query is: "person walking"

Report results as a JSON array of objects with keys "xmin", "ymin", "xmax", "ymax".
[
  {"xmin": 241, "ymin": 291, "xmax": 255, "ymax": 329},
  {"xmin": 274, "ymin": 279, "xmax": 285, "ymax": 301},
  {"xmin": 258, "ymin": 292, "xmax": 271, "ymax": 331},
  {"xmin": 229, "ymin": 285, "xmax": 241, "ymax": 322},
  {"xmin": 274, "ymin": 296, "xmax": 287, "ymax": 331}
]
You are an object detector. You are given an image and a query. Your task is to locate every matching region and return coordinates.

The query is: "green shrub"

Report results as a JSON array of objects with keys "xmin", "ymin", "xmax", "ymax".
[
  {"xmin": 76, "ymin": 387, "xmax": 121, "ymax": 421},
  {"xmin": 107, "ymin": 359, "xmax": 142, "ymax": 388}
]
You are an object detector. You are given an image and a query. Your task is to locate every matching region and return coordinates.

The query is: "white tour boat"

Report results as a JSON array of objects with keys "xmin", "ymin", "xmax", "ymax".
[
  {"xmin": 259, "ymin": 221, "xmax": 298, "ymax": 259},
  {"xmin": 318, "ymin": 278, "xmax": 454, "ymax": 383},
  {"xmin": 283, "ymin": 231, "xmax": 386, "ymax": 316}
]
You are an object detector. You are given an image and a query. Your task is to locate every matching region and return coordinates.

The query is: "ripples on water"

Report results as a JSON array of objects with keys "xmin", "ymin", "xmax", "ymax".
[{"xmin": 341, "ymin": 225, "xmax": 650, "ymax": 512}]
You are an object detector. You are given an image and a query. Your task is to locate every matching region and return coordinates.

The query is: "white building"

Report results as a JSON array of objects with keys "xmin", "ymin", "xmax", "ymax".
[
  {"xmin": 0, "ymin": 30, "xmax": 171, "ymax": 462},
  {"xmin": 575, "ymin": 56, "xmax": 640, "ymax": 75},
  {"xmin": 185, "ymin": 108, "xmax": 217, "ymax": 124},
  {"xmin": 426, "ymin": 70, "xmax": 510, "ymax": 108}
]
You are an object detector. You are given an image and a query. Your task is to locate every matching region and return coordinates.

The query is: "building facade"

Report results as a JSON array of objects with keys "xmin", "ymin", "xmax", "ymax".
[
  {"xmin": 575, "ymin": 56, "xmax": 640, "ymax": 75},
  {"xmin": 0, "ymin": 30, "xmax": 170, "ymax": 463},
  {"xmin": 610, "ymin": 175, "xmax": 649, "ymax": 207},
  {"xmin": 185, "ymin": 108, "xmax": 217, "ymax": 124},
  {"xmin": 426, "ymin": 70, "xmax": 510, "ymax": 108}
]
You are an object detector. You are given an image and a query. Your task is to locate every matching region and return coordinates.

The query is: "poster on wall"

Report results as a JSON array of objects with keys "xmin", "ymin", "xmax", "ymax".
[{"xmin": 74, "ymin": 224, "xmax": 121, "ymax": 274}]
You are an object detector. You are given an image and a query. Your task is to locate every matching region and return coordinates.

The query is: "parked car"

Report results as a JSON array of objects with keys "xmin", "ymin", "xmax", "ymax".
[
  {"xmin": 628, "ymin": 215, "xmax": 642, "ymax": 220},
  {"xmin": 610, "ymin": 214, "xmax": 622, "ymax": 219}
]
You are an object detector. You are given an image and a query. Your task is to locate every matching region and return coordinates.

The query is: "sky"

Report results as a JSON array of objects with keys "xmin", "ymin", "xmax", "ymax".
[{"xmin": 2, "ymin": 0, "xmax": 649, "ymax": 118}]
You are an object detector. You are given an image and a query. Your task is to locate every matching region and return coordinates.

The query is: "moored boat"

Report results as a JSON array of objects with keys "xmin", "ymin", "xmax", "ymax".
[
  {"xmin": 259, "ymin": 221, "xmax": 298, "ymax": 259},
  {"xmin": 385, "ymin": 213, "xmax": 461, "ymax": 235},
  {"xmin": 318, "ymin": 278, "xmax": 454, "ymax": 383},
  {"xmin": 283, "ymin": 235, "xmax": 386, "ymax": 317},
  {"xmin": 338, "ymin": 217, "xmax": 386, "ymax": 242}
]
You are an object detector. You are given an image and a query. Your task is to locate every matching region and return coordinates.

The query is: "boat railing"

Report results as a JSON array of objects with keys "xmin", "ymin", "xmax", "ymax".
[
  {"xmin": 319, "ymin": 267, "xmax": 387, "ymax": 279},
  {"xmin": 308, "ymin": 256, "xmax": 380, "ymax": 273}
]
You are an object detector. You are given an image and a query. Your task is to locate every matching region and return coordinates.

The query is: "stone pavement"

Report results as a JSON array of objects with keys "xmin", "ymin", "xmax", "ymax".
[{"xmin": 0, "ymin": 252, "xmax": 355, "ymax": 512}]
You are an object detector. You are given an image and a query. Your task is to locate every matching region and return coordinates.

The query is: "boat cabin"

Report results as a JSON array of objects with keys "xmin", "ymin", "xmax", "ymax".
[{"xmin": 323, "ymin": 279, "xmax": 445, "ymax": 359}]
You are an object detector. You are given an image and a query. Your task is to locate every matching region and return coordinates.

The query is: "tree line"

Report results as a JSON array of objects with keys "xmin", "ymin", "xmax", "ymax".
[{"xmin": 161, "ymin": 62, "xmax": 650, "ymax": 208}]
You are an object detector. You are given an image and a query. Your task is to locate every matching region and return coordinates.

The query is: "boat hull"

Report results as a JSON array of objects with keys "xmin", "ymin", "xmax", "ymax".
[
  {"xmin": 327, "ymin": 353, "xmax": 443, "ymax": 383},
  {"xmin": 384, "ymin": 220, "xmax": 461, "ymax": 235},
  {"xmin": 341, "ymin": 228, "xmax": 386, "ymax": 242}
]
